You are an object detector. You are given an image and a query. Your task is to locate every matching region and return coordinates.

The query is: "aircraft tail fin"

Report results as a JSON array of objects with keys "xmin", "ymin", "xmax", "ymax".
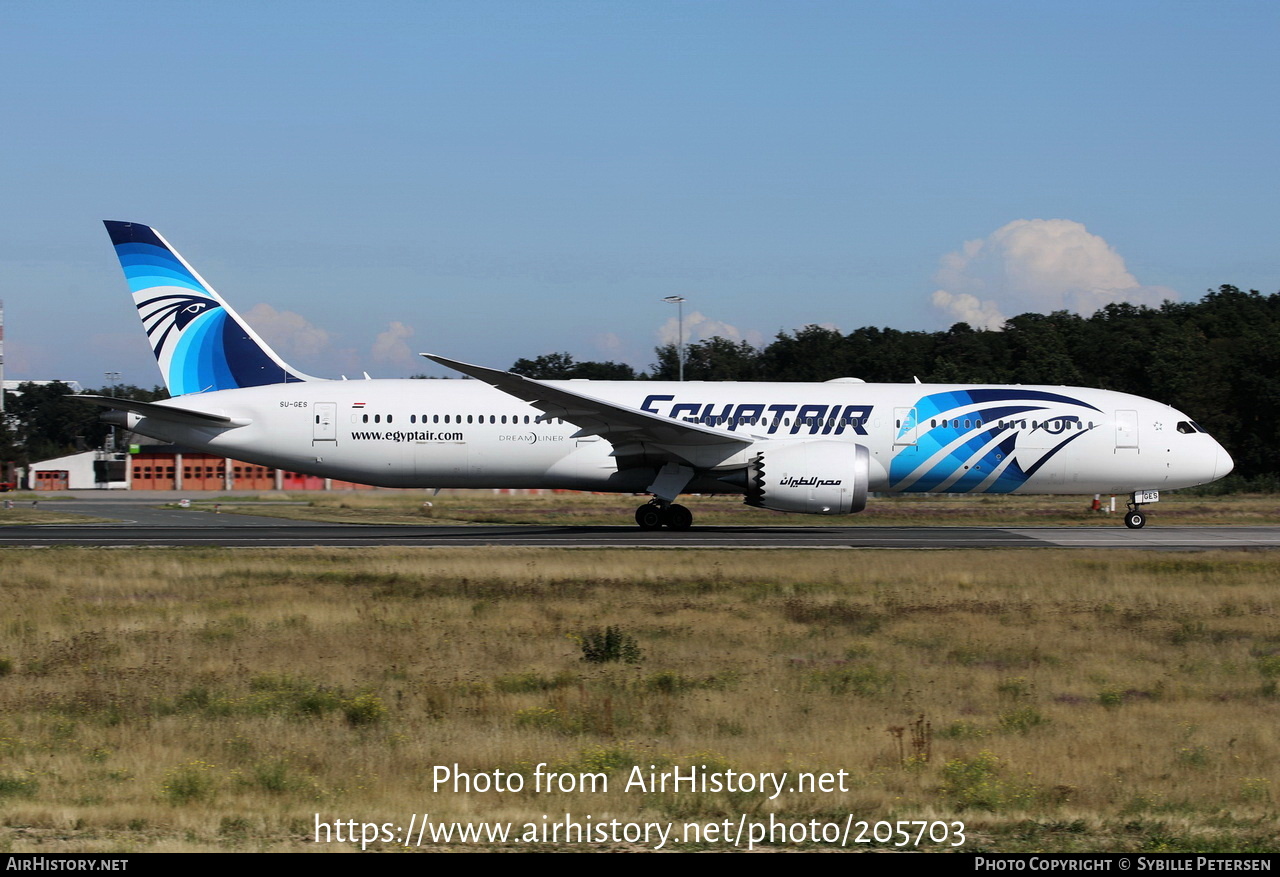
[{"xmin": 103, "ymin": 221, "xmax": 320, "ymax": 395}]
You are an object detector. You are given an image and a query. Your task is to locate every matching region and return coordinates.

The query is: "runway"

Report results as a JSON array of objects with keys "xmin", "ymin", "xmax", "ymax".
[{"xmin": 2, "ymin": 498, "xmax": 1279, "ymax": 548}]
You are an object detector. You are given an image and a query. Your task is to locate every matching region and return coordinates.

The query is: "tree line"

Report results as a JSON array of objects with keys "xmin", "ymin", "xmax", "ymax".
[{"xmin": 0, "ymin": 384, "xmax": 167, "ymax": 467}]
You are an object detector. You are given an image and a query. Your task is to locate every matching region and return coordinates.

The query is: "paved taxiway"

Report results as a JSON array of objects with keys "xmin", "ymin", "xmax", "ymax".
[{"xmin": 1, "ymin": 496, "xmax": 1278, "ymax": 549}]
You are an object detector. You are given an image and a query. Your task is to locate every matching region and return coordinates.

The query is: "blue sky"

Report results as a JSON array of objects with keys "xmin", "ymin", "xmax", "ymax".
[{"xmin": 3, "ymin": 0, "xmax": 1278, "ymax": 386}]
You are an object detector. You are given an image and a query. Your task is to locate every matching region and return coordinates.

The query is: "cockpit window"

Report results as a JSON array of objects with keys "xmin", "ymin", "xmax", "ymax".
[{"xmin": 1176, "ymin": 421, "xmax": 1201, "ymax": 434}]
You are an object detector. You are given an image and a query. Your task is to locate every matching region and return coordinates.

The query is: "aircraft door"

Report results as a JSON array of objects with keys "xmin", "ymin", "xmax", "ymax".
[
  {"xmin": 1115, "ymin": 410, "xmax": 1139, "ymax": 450},
  {"xmin": 893, "ymin": 407, "xmax": 918, "ymax": 447},
  {"xmin": 313, "ymin": 403, "xmax": 337, "ymax": 443}
]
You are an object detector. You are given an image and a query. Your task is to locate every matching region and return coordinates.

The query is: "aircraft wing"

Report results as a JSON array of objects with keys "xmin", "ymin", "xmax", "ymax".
[
  {"xmin": 78, "ymin": 395, "xmax": 246, "ymax": 427},
  {"xmin": 422, "ymin": 354, "xmax": 751, "ymax": 448}
]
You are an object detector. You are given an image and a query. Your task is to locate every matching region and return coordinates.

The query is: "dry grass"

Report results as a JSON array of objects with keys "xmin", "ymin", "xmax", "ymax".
[
  {"xmin": 0, "ymin": 547, "xmax": 1278, "ymax": 852},
  {"xmin": 203, "ymin": 489, "xmax": 1280, "ymax": 527},
  {"xmin": 0, "ymin": 509, "xmax": 113, "ymax": 525}
]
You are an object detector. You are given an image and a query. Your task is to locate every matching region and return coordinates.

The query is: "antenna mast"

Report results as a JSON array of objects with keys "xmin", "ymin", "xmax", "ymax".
[{"xmin": 0, "ymin": 298, "xmax": 6, "ymax": 415}]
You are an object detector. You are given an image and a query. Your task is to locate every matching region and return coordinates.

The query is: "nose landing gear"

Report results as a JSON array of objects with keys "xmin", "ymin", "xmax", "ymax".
[
  {"xmin": 634, "ymin": 500, "xmax": 693, "ymax": 531},
  {"xmin": 1123, "ymin": 491, "xmax": 1152, "ymax": 529}
]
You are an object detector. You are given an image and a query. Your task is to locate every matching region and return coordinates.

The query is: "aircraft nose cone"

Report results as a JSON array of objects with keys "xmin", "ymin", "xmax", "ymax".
[{"xmin": 1215, "ymin": 445, "xmax": 1235, "ymax": 480}]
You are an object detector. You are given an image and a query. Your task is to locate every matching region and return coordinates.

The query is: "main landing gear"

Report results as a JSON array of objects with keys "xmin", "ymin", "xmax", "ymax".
[{"xmin": 634, "ymin": 500, "xmax": 693, "ymax": 531}]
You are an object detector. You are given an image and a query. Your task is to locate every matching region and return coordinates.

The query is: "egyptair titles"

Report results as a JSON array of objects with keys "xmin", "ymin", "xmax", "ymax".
[{"xmin": 640, "ymin": 395, "xmax": 873, "ymax": 437}]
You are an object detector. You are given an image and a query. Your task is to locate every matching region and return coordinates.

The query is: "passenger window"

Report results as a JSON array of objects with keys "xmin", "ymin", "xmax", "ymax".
[{"xmin": 362, "ymin": 414, "xmax": 368, "ymax": 423}]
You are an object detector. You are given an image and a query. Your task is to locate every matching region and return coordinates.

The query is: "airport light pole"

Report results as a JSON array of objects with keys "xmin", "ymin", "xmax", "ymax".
[
  {"xmin": 662, "ymin": 295, "xmax": 686, "ymax": 381},
  {"xmin": 105, "ymin": 371, "xmax": 120, "ymax": 452}
]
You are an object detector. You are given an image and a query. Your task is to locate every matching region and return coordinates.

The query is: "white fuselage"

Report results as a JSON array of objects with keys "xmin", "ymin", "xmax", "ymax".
[{"xmin": 122, "ymin": 378, "xmax": 1232, "ymax": 500}]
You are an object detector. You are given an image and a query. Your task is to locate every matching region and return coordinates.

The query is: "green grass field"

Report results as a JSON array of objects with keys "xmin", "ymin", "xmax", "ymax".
[{"xmin": 1, "ymin": 547, "xmax": 1278, "ymax": 852}]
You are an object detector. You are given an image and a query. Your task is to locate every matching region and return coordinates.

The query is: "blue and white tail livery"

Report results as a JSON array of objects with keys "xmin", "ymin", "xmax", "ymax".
[{"xmin": 104, "ymin": 221, "xmax": 316, "ymax": 395}]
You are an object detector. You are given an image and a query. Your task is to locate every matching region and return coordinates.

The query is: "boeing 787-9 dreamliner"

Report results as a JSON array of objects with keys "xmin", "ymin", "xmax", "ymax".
[{"xmin": 84, "ymin": 221, "xmax": 1233, "ymax": 530}]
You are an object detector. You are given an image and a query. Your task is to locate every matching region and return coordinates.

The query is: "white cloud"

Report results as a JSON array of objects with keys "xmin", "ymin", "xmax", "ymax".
[
  {"xmin": 2, "ymin": 339, "xmax": 50, "ymax": 376},
  {"xmin": 930, "ymin": 291, "xmax": 1007, "ymax": 330},
  {"xmin": 241, "ymin": 305, "xmax": 418, "ymax": 376},
  {"xmin": 931, "ymin": 219, "xmax": 1177, "ymax": 329},
  {"xmin": 243, "ymin": 303, "xmax": 333, "ymax": 360},
  {"xmin": 591, "ymin": 332, "xmax": 624, "ymax": 355},
  {"xmin": 371, "ymin": 321, "xmax": 416, "ymax": 370},
  {"xmin": 657, "ymin": 310, "xmax": 764, "ymax": 347}
]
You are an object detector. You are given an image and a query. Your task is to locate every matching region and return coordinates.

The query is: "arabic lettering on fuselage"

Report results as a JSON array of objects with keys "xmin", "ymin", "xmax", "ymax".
[
  {"xmin": 778, "ymin": 476, "xmax": 844, "ymax": 488},
  {"xmin": 640, "ymin": 395, "xmax": 873, "ymax": 436}
]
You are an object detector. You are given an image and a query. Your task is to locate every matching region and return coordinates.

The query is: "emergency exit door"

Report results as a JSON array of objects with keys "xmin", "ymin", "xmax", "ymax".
[
  {"xmin": 314, "ymin": 403, "xmax": 337, "ymax": 442},
  {"xmin": 1114, "ymin": 409, "xmax": 1138, "ymax": 450}
]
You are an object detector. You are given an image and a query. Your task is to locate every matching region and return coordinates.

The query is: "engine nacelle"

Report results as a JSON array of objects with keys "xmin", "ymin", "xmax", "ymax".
[{"xmin": 744, "ymin": 441, "xmax": 870, "ymax": 515}]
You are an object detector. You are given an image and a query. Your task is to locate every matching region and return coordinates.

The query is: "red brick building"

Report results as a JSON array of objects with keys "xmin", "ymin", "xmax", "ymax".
[{"xmin": 127, "ymin": 445, "xmax": 375, "ymax": 491}]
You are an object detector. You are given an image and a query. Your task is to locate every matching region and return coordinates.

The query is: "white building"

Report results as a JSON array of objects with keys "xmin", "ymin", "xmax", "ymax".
[
  {"xmin": 26, "ymin": 450, "xmax": 129, "ymax": 490},
  {"xmin": 3, "ymin": 380, "xmax": 85, "ymax": 395}
]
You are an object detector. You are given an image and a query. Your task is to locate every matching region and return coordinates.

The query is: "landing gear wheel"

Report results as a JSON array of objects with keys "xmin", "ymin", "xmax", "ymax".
[
  {"xmin": 664, "ymin": 503, "xmax": 693, "ymax": 531},
  {"xmin": 1124, "ymin": 511, "xmax": 1147, "ymax": 529},
  {"xmin": 635, "ymin": 504, "xmax": 665, "ymax": 530}
]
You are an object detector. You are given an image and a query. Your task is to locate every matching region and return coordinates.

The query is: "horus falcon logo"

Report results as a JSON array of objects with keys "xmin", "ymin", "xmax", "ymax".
[{"xmin": 138, "ymin": 293, "xmax": 221, "ymax": 356}]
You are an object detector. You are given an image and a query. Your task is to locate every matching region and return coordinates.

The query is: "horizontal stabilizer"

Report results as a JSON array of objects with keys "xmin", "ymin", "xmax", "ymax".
[{"xmin": 78, "ymin": 395, "xmax": 246, "ymax": 428}]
